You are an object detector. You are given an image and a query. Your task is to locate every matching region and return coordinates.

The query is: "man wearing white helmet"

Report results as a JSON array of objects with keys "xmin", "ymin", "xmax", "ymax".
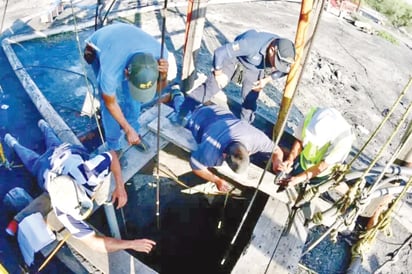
[
  {"xmin": 3, "ymin": 120, "xmax": 155, "ymax": 253},
  {"xmin": 273, "ymin": 107, "xmax": 354, "ymax": 189}
]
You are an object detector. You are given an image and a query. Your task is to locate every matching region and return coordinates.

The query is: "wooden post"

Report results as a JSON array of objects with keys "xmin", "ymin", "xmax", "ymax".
[
  {"xmin": 273, "ymin": 0, "xmax": 323, "ymax": 138},
  {"xmin": 181, "ymin": 0, "xmax": 207, "ymax": 92}
]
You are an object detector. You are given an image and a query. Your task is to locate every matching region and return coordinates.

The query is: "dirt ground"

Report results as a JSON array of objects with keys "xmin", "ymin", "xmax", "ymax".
[{"xmin": 1, "ymin": 0, "xmax": 412, "ymax": 273}]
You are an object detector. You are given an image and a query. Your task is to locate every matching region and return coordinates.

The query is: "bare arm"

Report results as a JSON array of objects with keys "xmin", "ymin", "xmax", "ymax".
[
  {"xmin": 192, "ymin": 168, "xmax": 231, "ymax": 192},
  {"xmin": 108, "ymin": 150, "xmax": 127, "ymax": 209},
  {"xmin": 102, "ymin": 93, "xmax": 141, "ymax": 145},
  {"xmin": 285, "ymin": 160, "xmax": 330, "ymax": 188},
  {"xmin": 81, "ymin": 234, "xmax": 156, "ymax": 253},
  {"xmin": 271, "ymin": 146, "xmax": 285, "ymax": 172},
  {"xmin": 274, "ymin": 140, "xmax": 303, "ymax": 173},
  {"xmin": 157, "ymin": 58, "xmax": 169, "ymax": 92},
  {"xmin": 252, "ymin": 76, "xmax": 273, "ymax": 92}
]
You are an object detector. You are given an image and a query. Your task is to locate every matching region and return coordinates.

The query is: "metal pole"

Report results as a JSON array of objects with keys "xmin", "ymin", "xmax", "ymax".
[
  {"xmin": 221, "ymin": 0, "xmax": 325, "ymax": 266},
  {"xmin": 156, "ymin": 0, "xmax": 168, "ymax": 231}
]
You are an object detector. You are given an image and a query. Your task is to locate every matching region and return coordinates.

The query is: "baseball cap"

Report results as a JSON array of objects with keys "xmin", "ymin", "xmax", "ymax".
[
  {"xmin": 274, "ymin": 38, "xmax": 295, "ymax": 73},
  {"xmin": 127, "ymin": 53, "xmax": 159, "ymax": 103},
  {"xmin": 225, "ymin": 142, "xmax": 250, "ymax": 174},
  {"xmin": 47, "ymin": 175, "xmax": 93, "ymax": 220}
]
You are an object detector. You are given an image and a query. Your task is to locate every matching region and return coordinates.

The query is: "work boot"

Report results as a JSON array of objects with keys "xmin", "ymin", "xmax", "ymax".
[
  {"xmin": 38, "ymin": 119, "xmax": 50, "ymax": 133},
  {"xmin": 4, "ymin": 133, "xmax": 18, "ymax": 148}
]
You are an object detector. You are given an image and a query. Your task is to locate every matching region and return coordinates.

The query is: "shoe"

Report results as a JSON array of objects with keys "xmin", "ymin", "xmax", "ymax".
[
  {"xmin": 38, "ymin": 119, "xmax": 50, "ymax": 133},
  {"xmin": 170, "ymin": 84, "xmax": 184, "ymax": 99},
  {"xmin": 170, "ymin": 85, "xmax": 185, "ymax": 113},
  {"xmin": 5, "ymin": 219, "xmax": 18, "ymax": 236},
  {"xmin": 4, "ymin": 133, "xmax": 18, "ymax": 148}
]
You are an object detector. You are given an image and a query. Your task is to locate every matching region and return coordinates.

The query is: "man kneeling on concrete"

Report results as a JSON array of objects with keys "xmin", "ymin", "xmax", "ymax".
[{"xmin": 4, "ymin": 120, "xmax": 155, "ymax": 253}]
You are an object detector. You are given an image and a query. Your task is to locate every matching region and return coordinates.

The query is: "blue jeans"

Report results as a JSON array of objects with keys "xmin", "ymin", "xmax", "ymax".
[
  {"xmin": 99, "ymin": 83, "xmax": 141, "ymax": 150},
  {"xmin": 188, "ymin": 59, "xmax": 263, "ymax": 123},
  {"xmin": 92, "ymin": 59, "xmax": 141, "ymax": 150},
  {"xmin": 12, "ymin": 125, "xmax": 62, "ymax": 190}
]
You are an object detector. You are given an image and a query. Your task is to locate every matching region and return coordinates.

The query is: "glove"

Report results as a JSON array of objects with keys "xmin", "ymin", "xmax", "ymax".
[{"xmin": 214, "ymin": 72, "xmax": 229, "ymax": 89}]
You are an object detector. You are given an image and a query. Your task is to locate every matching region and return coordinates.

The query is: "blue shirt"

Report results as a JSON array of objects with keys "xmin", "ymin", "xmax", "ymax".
[
  {"xmin": 213, "ymin": 29, "xmax": 285, "ymax": 80},
  {"xmin": 86, "ymin": 23, "xmax": 168, "ymax": 98},
  {"xmin": 187, "ymin": 105, "xmax": 275, "ymax": 170},
  {"xmin": 43, "ymin": 144, "xmax": 113, "ymax": 238}
]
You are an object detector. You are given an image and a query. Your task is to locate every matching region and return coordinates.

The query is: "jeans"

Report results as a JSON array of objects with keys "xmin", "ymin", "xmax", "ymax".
[
  {"xmin": 188, "ymin": 59, "xmax": 263, "ymax": 123},
  {"xmin": 12, "ymin": 123, "xmax": 62, "ymax": 190},
  {"xmin": 91, "ymin": 57, "xmax": 141, "ymax": 151},
  {"xmin": 99, "ymin": 84, "xmax": 141, "ymax": 151}
]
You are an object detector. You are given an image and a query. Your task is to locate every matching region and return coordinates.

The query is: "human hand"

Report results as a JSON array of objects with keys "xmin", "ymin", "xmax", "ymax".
[
  {"xmin": 130, "ymin": 239, "xmax": 156, "ymax": 253},
  {"xmin": 252, "ymin": 78, "xmax": 270, "ymax": 91},
  {"xmin": 215, "ymin": 177, "xmax": 232, "ymax": 193},
  {"xmin": 214, "ymin": 70, "xmax": 229, "ymax": 89},
  {"xmin": 125, "ymin": 127, "xmax": 141, "ymax": 145},
  {"xmin": 157, "ymin": 58, "xmax": 169, "ymax": 74},
  {"xmin": 280, "ymin": 175, "xmax": 304, "ymax": 189},
  {"xmin": 274, "ymin": 159, "xmax": 293, "ymax": 173},
  {"xmin": 111, "ymin": 185, "xmax": 128, "ymax": 209}
]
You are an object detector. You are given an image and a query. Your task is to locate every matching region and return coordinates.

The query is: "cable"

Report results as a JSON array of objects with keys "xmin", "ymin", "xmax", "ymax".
[{"xmin": 69, "ymin": 0, "xmax": 106, "ymax": 147}]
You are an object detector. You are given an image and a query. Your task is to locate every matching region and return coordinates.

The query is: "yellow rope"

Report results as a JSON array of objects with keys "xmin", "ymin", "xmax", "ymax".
[
  {"xmin": 38, "ymin": 233, "xmax": 71, "ymax": 272},
  {"xmin": 351, "ymin": 176, "xmax": 412, "ymax": 261},
  {"xmin": 0, "ymin": 142, "xmax": 6, "ymax": 164},
  {"xmin": 314, "ymin": 78, "xmax": 412, "ymax": 209}
]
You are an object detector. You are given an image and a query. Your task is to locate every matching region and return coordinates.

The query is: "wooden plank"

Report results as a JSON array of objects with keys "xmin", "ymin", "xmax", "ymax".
[
  {"xmin": 46, "ymin": 213, "xmax": 157, "ymax": 274},
  {"xmin": 2, "ymin": 38, "xmax": 82, "ymax": 147},
  {"xmin": 232, "ymin": 197, "xmax": 308, "ymax": 274},
  {"xmin": 97, "ymin": 104, "xmax": 174, "ymax": 183},
  {"xmin": 266, "ymin": 211, "xmax": 308, "ymax": 274},
  {"xmin": 231, "ymin": 197, "xmax": 290, "ymax": 273}
]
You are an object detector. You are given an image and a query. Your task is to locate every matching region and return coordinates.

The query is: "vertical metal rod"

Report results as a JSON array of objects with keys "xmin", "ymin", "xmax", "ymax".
[{"xmin": 156, "ymin": 0, "xmax": 168, "ymax": 231}]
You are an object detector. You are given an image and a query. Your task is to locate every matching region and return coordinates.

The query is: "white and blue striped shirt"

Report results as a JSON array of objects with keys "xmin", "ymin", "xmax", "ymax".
[{"xmin": 45, "ymin": 143, "xmax": 112, "ymax": 238}]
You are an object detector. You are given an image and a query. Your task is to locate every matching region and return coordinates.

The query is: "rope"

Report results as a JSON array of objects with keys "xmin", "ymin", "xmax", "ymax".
[
  {"xmin": 0, "ymin": 142, "xmax": 7, "ymax": 165},
  {"xmin": 69, "ymin": 0, "xmax": 106, "ymax": 147},
  {"xmin": 38, "ymin": 233, "xmax": 71, "ymax": 272},
  {"xmin": 303, "ymin": 98, "xmax": 412, "ymax": 255},
  {"xmin": 348, "ymin": 78, "xmax": 412, "ymax": 168},
  {"xmin": 222, "ymin": 0, "xmax": 327, "ymax": 266},
  {"xmin": 300, "ymin": 78, "xmax": 412, "ymax": 213},
  {"xmin": 351, "ymin": 176, "xmax": 412, "ymax": 264}
]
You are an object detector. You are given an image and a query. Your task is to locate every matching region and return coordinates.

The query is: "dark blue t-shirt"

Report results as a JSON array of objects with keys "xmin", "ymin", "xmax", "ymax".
[{"xmin": 186, "ymin": 105, "xmax": 275, "ymax": 170}]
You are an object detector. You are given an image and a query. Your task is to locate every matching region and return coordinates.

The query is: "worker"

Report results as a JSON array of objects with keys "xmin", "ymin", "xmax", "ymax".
[
  {"xmin": 186, "ymin": 29, "xmax": 295, "ymax": 123},
  {"xmin": 273, "ymin": 107, "xmax": 354, "ymax": 189},
  {"xmin": 3, "ymin": 120, "xmax": 155, "ymax": 253},
  {"xmin": 84, "ymin": 22, "xmax": 175, "ymax": 153},
  {"xmin": 186, "ymin": 104, "xmax": 283, "ymax": 192}
]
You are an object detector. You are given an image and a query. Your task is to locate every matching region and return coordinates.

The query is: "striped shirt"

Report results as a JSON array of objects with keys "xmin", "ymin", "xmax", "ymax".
[{"xmin": 44, "ymin": 143, "xmax": 112, "ymax": 238}]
